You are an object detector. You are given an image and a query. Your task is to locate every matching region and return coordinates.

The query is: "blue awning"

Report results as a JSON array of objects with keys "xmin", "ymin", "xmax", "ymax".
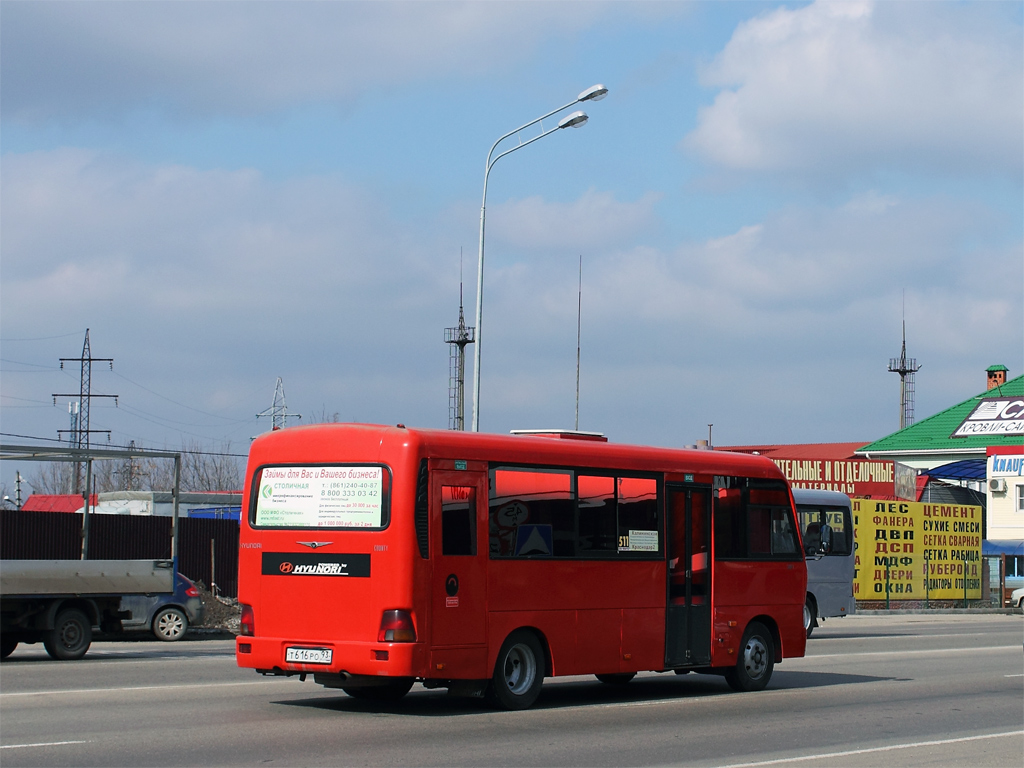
[
  {"xmin": 982, "ymin": 539, "xmax": 1024, "ymax": 556},
  {"xmin": 926, "ymin": 460, "xmax": 987, "ymax": 481}
]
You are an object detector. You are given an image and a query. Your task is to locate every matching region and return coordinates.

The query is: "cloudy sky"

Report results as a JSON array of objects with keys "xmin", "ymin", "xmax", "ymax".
[{"xmin": 1, "ymin": 1, "xmax": 1021, "ymax": 487}]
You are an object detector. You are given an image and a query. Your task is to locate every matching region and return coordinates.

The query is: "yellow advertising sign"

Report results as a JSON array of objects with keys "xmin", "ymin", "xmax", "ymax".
[{"xmin": 853, "ymin": 500, "xmax": 982, "ymax": 601}]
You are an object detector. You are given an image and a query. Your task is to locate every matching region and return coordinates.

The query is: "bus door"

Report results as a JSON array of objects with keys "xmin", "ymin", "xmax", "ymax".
[
  {"xmin": 429, "ymin": 470, "xmax": 488, "ymax": 656},
  {"xmin": 665, "ymin": 484, "xmax": 712, "ymax": 667}
]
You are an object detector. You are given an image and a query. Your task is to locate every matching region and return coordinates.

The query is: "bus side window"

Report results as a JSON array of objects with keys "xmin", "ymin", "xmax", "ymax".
[
  {"xmin": 578, "ymin": 475, "xmax": 616, "ymax": 553},
  {"xmin": 714, "ymin": 479, "xmax": 799, "ymax": 560},
  {"xmin": 825, "ymin": 507, "xmax": 852, "ymax": 556},
  {"xmin": 713, "ymin": 488, "xmax": 744, "ymax": 558},
  {"xmin": 489, "ymin": 468, "xmax": 575, "ymax": 558},
  {"xmin": 442, "ymin": 486, "xmax": 476, "ymax": 556},
  {"xmin": 618, "ymin": 477, "xmax": 658, "ymax": 553}
]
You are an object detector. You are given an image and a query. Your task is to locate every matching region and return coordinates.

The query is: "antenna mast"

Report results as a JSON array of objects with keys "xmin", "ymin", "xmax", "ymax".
[
  {"xmin": 888, "ymin": 304, "xmax": 921, "ymax": 430},
  {"xmin": 575, "ymin": 255, "xmax": 582, "ymax": 431},
  {"xmin": 445, "ymin": 251, "xmax": 476, "ymax": 430}
]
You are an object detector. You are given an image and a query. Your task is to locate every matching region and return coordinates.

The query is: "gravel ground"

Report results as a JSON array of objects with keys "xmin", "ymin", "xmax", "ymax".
[{"xmin": 193, "ymin": 582, "xmax": 240, "ymax": 635}]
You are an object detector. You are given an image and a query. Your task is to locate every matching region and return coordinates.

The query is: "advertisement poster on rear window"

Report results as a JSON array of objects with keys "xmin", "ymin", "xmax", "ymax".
[
  {"xmin": 255, "ymin": 466, "xmax": 385, "ymax": 528},
  {"xmin": 853, "ymin": 500, "xmax": 981, "ymax": 601}
]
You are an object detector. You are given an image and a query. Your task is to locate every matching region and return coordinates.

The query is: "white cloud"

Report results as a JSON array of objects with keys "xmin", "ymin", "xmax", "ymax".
[
  {"xmin": 0, "ymin": 1, "xmax": 611, "ymax": 120},
  {"xmin": 0, "ymin": 149, "xmax": 457, "ymax": 437},
  {"xmin": 685, "ymin": 0, "xmax": 1023, "ymax": 179},
  {"xmin": 1, "ymin": 149, "xmax": 1019, "ymax": 454},
  {"xmin": 488, "ymin": 189, "xmax": 661, "ymax": 252}
]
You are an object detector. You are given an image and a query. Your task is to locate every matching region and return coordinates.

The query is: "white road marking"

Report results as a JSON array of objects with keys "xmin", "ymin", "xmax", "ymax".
[
  {"xmin": 1, "ymin": 740, "xmax": 89, "ymax": 750},
  {"xmin": 807, "ymin": 644, "xmax": 1017, "ymax": 660},
  {"xmin": 0, "ymin": 679, "xmax": 300, "ymax": 698},
  {"xmin": 713, "ymin": 730, "xmax": 1024, "ymax": 768}
]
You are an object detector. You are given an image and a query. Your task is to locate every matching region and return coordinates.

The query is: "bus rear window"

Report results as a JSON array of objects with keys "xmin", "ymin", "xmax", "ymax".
[{"xmin": 252, "ymin": 465, "xmax": 391, "ymax": 529}]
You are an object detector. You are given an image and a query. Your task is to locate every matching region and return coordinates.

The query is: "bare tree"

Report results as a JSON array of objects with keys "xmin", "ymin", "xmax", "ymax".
[
  {"xmin": 141, "ymin": 441, "xmax": 243, "ymax": 492},
  {"xmin": 27, "ymin": 461, "xmax": 77, "ymax": 495},
  {"xmin": 310, "ymin": 406, "xmax": 342, "ymax": 424},
  {"xmin": 25, "ymin": 441, "xmax": 244, "ymax": 496}
]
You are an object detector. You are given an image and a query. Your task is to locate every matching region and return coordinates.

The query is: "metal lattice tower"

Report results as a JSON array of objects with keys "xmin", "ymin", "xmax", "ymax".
[
  {"xmin": 888, "ymin": 319, "xmax": 921, "ymax": 430},
  {"xmin": 53, "ymin": 329, "xmax": 118, "ymax": 492},
  {"xmin": 257, "ymin": 377, "xmax": 302, "ymax": 431},
  {"xmin": 445, "ymin": 278, "xmax": 476, "ymax": 431},
  {"xmin": 118, "ymin": 439, "xmax": 141, "ymax": 491}
]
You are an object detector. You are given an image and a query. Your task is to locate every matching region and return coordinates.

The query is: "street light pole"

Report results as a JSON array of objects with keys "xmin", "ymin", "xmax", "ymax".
[{"xmin": 470, "ymin": 84, "xmax": 608, "ymax": 432}]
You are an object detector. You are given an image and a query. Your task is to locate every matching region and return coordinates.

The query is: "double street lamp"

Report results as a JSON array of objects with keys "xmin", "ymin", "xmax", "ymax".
[{"xmin": 470, "ymin": 84, "xmax": 608, "ymax": 432}]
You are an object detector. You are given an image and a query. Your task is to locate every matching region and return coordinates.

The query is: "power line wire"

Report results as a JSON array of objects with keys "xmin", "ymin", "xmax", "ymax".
[{"xmin": 0, "ymin": 332, "xmax": 83, "ymax": 342}]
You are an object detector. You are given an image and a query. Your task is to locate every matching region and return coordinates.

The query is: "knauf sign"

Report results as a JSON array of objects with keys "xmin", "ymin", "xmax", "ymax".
[
  {"xmin": 989, "ymin": 454, "xmax": 1024, "ymax": 477},
  {"xmin": 951, "ymin": 397, "xmax": 1024, "ymax": 437}
]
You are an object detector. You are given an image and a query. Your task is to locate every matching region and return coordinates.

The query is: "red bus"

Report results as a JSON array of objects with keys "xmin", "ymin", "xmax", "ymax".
[{"xmin": 235, "ymin": 424, "xmax": 806, "ymax": 710}]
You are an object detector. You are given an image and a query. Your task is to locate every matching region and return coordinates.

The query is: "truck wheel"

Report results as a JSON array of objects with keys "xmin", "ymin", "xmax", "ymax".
[
  {"xmin": 43, "ymin": 609, "xmax": 92, "ymax": 660},
  {"xmin": 1, "ymin": 636, "xmax": 18, "ymax": 659},
  {"xmin": 485, "ymin": 630, "xmax": 544, "ymax": 710},
  {"xmin": 725, "ymin": 621, "xmax": 774, "ymax": 693},
  {"xmin": 342, "ymin": 678, "xmax": 414, "ymax": 702},
  {"xmin": 152, "ymin": 608, "xmax": 188, "ymax": 641}
]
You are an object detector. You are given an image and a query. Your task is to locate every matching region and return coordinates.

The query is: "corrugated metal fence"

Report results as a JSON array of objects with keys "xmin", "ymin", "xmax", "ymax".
[{"xmin": 0, "ymin": 510, "xmax": 239, "ymax": 597}]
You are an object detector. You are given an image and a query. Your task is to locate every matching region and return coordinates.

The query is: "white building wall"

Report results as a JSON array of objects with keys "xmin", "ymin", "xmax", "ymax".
[{"xmin": 986, "ymin": 453, "xmax": 1024, "ymax": 541}]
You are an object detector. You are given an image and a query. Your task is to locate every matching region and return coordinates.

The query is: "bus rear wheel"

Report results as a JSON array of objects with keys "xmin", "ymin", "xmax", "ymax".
[
  {"xmin": 486, "ymin": 630, "xmax": 544, "ymax": 710},
  {"xmin": 725, "ymin": 621, "xmax": 774, "ymax": 693},
  {"xmin": 342, "ymin": 678, "xmax": 414, "ymax": 702}
]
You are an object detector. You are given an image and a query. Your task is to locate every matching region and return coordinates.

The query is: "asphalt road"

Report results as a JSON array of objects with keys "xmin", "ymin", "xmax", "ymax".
[{"xmin": 1, "ymin": 614, "xmax": 1022, "ymax": 767}]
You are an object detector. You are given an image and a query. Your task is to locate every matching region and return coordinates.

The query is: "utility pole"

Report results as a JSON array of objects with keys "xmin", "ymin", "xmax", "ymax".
[{"xmin": 53, "ymin": 329, "xmax": 118, "ymax": 492}]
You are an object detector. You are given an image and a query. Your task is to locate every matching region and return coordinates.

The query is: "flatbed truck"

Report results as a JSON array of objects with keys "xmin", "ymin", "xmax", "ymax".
[{"xmin": 0, "ymin": 559, "xmax": 175, "ymax": 660}]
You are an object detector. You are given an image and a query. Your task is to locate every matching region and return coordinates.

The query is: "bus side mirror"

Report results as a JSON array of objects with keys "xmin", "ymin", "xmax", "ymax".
[{"xmin": 818, "ymin": 523, "xmax": 833, "ymax": 555}]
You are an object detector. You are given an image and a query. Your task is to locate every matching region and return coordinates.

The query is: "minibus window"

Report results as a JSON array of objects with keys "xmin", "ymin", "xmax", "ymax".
[
  {"xmin": 442, "ymin": 486, "xmax": 476, "ymax": 556},
  {"xmin": 251, "ymin": 464, "xmax": 391, "ymax": 529}
]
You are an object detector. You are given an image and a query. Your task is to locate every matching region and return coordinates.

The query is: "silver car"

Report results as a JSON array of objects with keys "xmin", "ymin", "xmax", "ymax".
[
  {"xmin": 1011, "ymin": 587, "xmax": 1024, "ymax": 609},
  {"xmin": 119, "ymin": 573, "xmax": 205, "ymax": 641}
]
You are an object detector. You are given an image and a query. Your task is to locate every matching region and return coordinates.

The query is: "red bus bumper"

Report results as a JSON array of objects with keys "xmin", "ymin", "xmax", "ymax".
[{"xmin": 236, "ymin": 636, "xmax": 425, "ymax": 678}]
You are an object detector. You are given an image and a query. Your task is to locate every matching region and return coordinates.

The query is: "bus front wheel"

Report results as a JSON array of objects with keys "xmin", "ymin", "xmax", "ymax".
[
  {"xmin": 803, "ymin": 597, "xmax": 817, "ymax": 638},
  {"xmin": 725, "ymin": 622, "xmax": 774, "ymax": 693},
  {"xmin": 486, "ymin": 630, "xmax": 544, "ymax": 710}
]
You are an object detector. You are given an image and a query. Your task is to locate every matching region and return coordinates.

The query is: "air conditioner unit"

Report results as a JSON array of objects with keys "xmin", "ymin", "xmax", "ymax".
[{"xmin": 989, "ymin": 478, "xmax": 1007, "ymax": 493}]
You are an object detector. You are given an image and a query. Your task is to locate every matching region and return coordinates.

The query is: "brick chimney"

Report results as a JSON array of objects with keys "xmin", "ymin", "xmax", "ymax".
[{"xmin": 986, "ymin": 365, "xmax": 1008, "ymax": 390}]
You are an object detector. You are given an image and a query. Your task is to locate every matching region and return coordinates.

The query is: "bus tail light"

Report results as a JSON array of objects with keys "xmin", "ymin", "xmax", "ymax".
[
  {"xmin": 239, "ymin": 603, "xmax": 255, "ymax": 636},
  {"xmin": 378, "ymin": 610, "xmax": 416, "ymax": 642}
]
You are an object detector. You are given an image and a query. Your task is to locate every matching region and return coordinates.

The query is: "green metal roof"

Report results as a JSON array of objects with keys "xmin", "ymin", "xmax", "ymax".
[
  {"xmin": 858, "ymin": 374, "xmax": 1024, "ymax": 454},
  {"xmin": 986, "ymin": 364, "xmax": 1009, "ymax": 372}
]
